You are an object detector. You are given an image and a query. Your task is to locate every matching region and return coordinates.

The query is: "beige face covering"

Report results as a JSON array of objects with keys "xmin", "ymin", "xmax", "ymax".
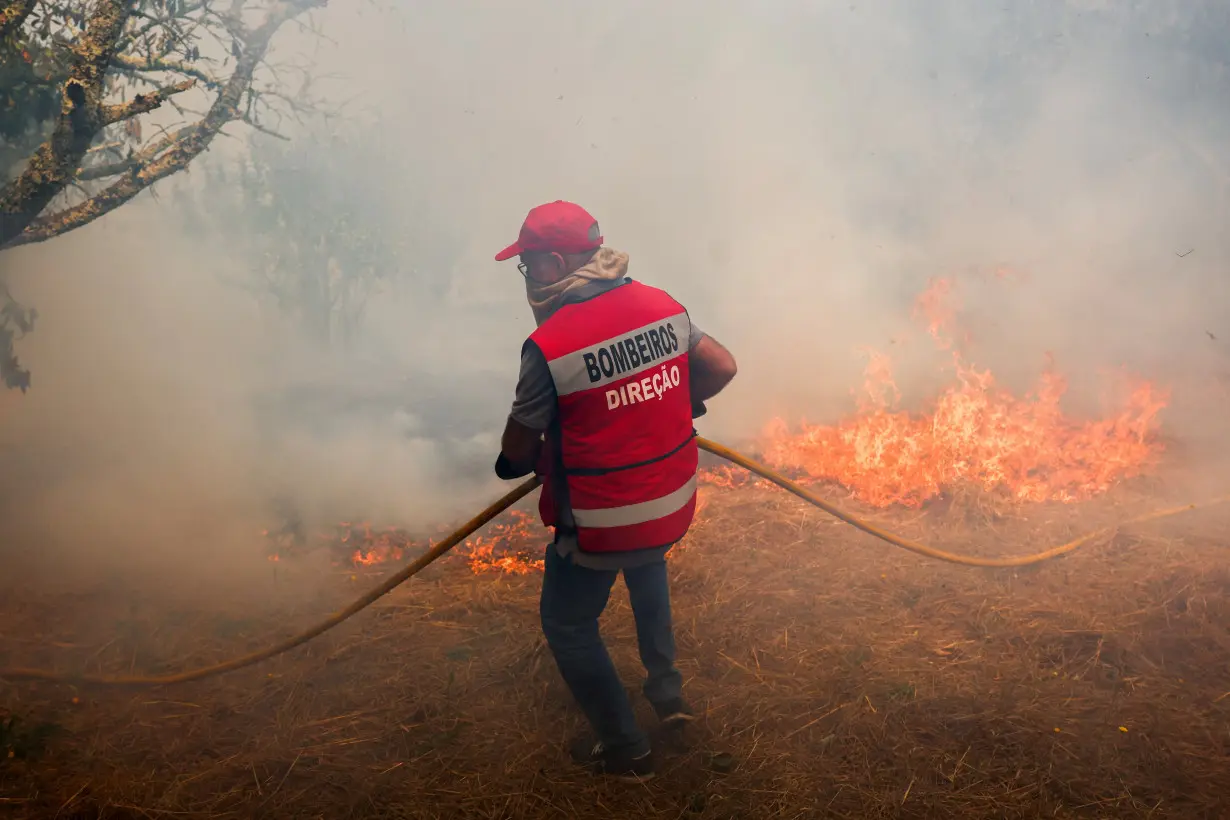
[{"xmin": 525, "ymin": 247, "xmax": 629, "ymax": 325}]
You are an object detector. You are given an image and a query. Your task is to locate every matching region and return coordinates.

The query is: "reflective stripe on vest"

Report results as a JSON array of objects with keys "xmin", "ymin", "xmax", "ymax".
[
  {"xmin": 546, "ymin": 310, "xmax": 689, "ymax": 398},
  {"xmin": 572, "ymin": 473, "xmax": 697, "ymax": 528},
  {"xmin": 528, "ymin": 281, "xmax": 699, "ymax": 554}
]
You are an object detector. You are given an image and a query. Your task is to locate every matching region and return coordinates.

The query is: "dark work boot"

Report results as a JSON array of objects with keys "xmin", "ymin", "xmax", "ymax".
[{"xmin": 569, "ymin": 737, "xmax": 655, "ymax": 781}]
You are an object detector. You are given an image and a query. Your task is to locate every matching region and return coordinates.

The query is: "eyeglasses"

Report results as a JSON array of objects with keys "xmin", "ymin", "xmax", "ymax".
[
  {"xmin": 517, "ymin": 253, "xmax": 548, "ymax": 279},
  {"xmin": 516, "ymin": 253, "xmax": 560, "ymax": 280}
]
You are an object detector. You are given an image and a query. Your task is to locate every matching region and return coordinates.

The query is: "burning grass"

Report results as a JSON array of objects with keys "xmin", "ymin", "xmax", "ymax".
[{"xmin": 757, "ymin": 277, "xmax": 1169, "ymax": 509}]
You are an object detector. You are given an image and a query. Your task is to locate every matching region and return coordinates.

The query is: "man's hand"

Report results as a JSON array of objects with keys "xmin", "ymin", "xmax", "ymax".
[{"xmin": 496, "ymin": 415, "xmax": 544, "ymax": 479}]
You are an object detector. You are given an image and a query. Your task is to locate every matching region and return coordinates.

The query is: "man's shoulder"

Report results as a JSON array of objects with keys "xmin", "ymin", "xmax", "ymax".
[
  {"xmin": 519, "ymin": 335, "xmax": 546, "ymax": 359},
  {"xmin": 621, "ymin": 277, "xmax": 687, "ymax": 310},
  {"xmin": 530, "ymin": 277, "xmax": 688, "ymax": 347}
]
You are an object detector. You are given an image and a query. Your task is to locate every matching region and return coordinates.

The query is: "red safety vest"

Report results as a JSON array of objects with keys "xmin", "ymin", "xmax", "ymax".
[{"xmin": 528, "ymin": 280, "xmax": 699, "ymax": 554}]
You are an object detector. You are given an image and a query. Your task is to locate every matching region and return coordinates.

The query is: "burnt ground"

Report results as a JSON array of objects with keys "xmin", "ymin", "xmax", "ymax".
[{"xmin": 2, "ymin": 477, "xmax": 1230, "ymax": 820}]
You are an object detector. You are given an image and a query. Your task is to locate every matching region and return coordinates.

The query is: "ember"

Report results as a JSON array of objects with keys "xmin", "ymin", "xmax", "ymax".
[
  {"xmin": 463, "ymin": 510, "xmax": 544, "ymax": 574},
  {"xmin": 329, "ymin": 521, "xmax": 411, "ymax": 566}
]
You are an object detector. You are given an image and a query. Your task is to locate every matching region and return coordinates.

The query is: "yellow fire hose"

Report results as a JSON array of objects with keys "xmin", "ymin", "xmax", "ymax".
[{"xmin": 0, "ymin": 437, "xmax": 1225, "ymax": 687}]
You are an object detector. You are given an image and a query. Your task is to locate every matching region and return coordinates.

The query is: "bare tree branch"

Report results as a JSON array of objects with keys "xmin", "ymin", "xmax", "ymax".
[
  {"xmin": 0, "ymin": 0, "xmax": 338, "ymax": 392},
  {"xmin": 111, "ymin": 52, "xmax": 222, "ymax": 90},
  {"xmin": 244, "ymin": 115, "xmax": 290, "ymax": 140},
  {"xmin": 100, "ymin": 78, "xmax": 195, "ymax": 124},
  {"xmin": 75, "ymin": 157, "xmax": 133, "ymax": 181},
  {"xmin": 3, "ymin": 0, "xmax": 327, "ymax": 249},
  {"xmin": 0, "ymin": 0, "xmax": 137, "ymax": 245}
]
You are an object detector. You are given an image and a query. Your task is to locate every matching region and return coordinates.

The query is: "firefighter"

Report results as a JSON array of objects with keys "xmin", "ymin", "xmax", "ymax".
[{"xmin": 494, "ymin": 201, "xmax": 738, "ymax": 780}]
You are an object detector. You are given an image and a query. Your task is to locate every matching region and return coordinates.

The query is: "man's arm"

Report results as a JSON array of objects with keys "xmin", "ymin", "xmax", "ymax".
[
  {"xmin": 688, "ymin": 331, "xmax": 737, "ymax": 413},
  {"xmin": 498, "ymin": 416, "xmax": 543, "ymax": 478},
  {"xmin": 495, "ymin": 344, "xmax": 556, "ymax": 479}
]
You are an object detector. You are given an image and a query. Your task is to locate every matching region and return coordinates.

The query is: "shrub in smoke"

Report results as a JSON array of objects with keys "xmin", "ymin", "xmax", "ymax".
[
  {"xmin": 172, "ymin": 121, "xmax": 495, "ymax": 534},
  {"xmin": 0, "ymin": 286, "xmax": 35, "ymax": 392},
  {"xmin": 184, "ymin": 126, "xmax": 411, "ymax": 355}
]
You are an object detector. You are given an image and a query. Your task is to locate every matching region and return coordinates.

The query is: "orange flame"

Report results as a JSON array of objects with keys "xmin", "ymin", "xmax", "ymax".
[{"xmin": 759, "ymin": 278, "xmax": 1169, "ymax": 508}]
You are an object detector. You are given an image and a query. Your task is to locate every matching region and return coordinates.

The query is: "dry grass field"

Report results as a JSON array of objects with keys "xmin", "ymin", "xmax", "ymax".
[{"xmin": 4, "ymin": 463, "xmax": 1230, "ymax": 819}]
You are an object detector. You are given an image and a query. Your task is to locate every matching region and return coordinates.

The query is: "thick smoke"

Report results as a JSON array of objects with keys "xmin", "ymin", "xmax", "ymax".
[{"xmin": 1, "ymin": 0, "xmax": 1227, "ymax": 580}]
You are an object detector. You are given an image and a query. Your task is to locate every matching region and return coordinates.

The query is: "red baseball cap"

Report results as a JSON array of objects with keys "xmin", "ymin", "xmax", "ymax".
[{"xmin": 494, "ymin": 200, "xmax": 604, "ymax": 261}]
